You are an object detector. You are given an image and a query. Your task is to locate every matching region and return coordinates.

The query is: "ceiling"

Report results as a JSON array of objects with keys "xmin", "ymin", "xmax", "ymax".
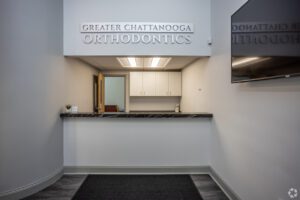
[{"xmin": 76, "ymin": 56, "xmax": 201, "ymax": 71}]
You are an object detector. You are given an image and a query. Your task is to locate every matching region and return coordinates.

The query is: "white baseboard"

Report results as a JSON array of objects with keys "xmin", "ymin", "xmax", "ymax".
[
  {"xmin": 64, "ymin": 166, "xmax": 211, "ymax": 175},
  {"xmin": 208, "ymin": 166, "xmax": 242, "ymax": 200},
  {"xmin": 0, "ymin": 168, "xmax": 63, "ymax": 200}
]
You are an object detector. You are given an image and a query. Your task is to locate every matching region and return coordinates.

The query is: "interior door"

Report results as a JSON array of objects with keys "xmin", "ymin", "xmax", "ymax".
[{"xmin": 98, "ymin": 72, "xmax": 105, "ymax": 112}]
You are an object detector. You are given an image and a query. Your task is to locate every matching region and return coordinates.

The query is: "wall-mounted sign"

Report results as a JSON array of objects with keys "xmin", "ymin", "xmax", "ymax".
[{"xmin": 80, "ymin": 22, "xmax": 194, "ymax": 45}]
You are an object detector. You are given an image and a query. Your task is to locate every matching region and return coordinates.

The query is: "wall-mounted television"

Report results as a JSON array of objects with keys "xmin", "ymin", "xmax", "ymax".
[{"xmin": 231, "ymin": 0, "xmax": 300, "ymax": 83}]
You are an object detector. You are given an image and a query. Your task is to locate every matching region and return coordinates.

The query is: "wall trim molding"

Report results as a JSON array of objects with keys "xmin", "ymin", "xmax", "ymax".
[
  {"xmin": 208, "ymin": 167, "xmax": 242, "ymax": 200},
  {"xmin": 0, "ymin": 168, "xmax": 63, "ymax": 200},
  {"xmin": 64, "ymin": 165, "xmax": 240, "ymax": 200},
  {"xmin": 64, "ymin": 166, "xmax": 211, "ymax": 174}
]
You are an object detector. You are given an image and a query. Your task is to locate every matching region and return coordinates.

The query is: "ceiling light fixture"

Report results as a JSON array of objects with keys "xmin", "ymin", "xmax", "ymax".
[
  {"xmin": 117, "ymin": 57, "xmax": 171, "ymax": 69},
  {"xmin": 151, "ymin": 57, "xmax": 161, "ymax": 68},
  {"xmin": 127, "ymin": 57, "xmax": 137, "ymax": 67},
  {"xmin": 117, "ymin": 57, "xmax": 139, "ymax": 68}
]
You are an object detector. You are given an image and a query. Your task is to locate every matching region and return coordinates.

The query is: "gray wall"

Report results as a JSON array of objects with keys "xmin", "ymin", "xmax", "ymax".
[
  {"xmin": 63, "ymin": 0, "xmax": 211, "ymax": 56},
  {"xmin": 0, "ymin": 0, "xmax": 96, "ymax": 198},
  {"xmin": 209, "ymin": 0, "xmax": 300, "ymax": 199},
  {"xmin": 63, "ymin": 118, "xmax": 211, "ymax": 167},
  {"xmin": 0, "ymin": 0, "xmax": 64, "ymax": 196}
]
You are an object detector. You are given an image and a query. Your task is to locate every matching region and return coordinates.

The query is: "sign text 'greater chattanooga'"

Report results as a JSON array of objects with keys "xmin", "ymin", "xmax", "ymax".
[{"xmin": 80, "ymin": 22, "xmax": 194, "ymax": 45}]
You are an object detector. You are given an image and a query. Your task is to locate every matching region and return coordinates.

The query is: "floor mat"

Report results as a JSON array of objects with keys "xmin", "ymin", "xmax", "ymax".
[{"xmin": 72, "ymin": 175, "xmax": 203, "ymax": 200}]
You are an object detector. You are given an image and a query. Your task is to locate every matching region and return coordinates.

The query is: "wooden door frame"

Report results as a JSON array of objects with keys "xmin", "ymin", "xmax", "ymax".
[
  {"xmin": 93, "ymin": 75, "xmax": 99, "ymax": 113},
  {"xmin": 98, "ymin": 73, "xmax": 105, "ymax": 113}
]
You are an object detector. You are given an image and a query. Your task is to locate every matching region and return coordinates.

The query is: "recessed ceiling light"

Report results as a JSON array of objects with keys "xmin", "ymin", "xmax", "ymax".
[
  {"xmin": 117, "ymin": 57, "xmax": 171, "ymax": 69},
  {"xmin": 128, "ymin": 57, "xmax": 137, "ymax": 67},
  {"xmin": 151, "ymin": 57, "xmax": 161, "ymax": 68},
  {"xmin": 144, "ymin": 57, "xmax": 171, "ymax": 69},
  {"xmin": 117, "ymin": 57, "xmax": 141, "ymax": 68}
]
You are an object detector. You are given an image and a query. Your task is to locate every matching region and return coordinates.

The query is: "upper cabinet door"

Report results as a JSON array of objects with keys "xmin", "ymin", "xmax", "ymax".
[
  {"xmin": 142, "ymin": 72, "xmax": 156, "ymax": 96},
  {"xmin": 130, "ymin": 71, "xmax": 181, "ymax": 97},
  {"xmin": 168, "ymin": 72, "xmax": 182, "ymax": 96},
  {"xmin": 130, "ymin": 72, "xmax": 143, "ymax": 96},
  {"xmin": 155, "ymin": 72, "xmax": 169, "ymax": 96}
]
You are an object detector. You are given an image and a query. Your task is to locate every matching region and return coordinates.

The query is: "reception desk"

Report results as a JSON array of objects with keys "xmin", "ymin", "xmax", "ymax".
[{"xmin": 61, "ymin": 112, "xmax": 213, "ymax": 173}]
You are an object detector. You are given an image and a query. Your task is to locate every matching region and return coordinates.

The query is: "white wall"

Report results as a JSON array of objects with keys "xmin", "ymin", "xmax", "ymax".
[
  {"xmin": 0, "ymin": 0, "xmax": 64, "ymax": 197},
  {"xmin": 63, "ymin": 0, "xmax": 211, "ymax": 56},
  {"xmin": 181, "ymin": 58, "xmax": 211, "ymax": 112},
  {"xmin": 64, "ymin": 118, "xmax": 211, "ymax": 167},
  {"xmin": 209, "ymin": 0, "xmax": 300, "ymax": 199},
  {"xmin": 105, "ymin": 77, "xmax": 125, "ymax": 111},
  {"xmin": 64, "ymin": 58, "xmax": 99, "ymax": 112},
  {"xmin": 130, "ymin": 97, "xmax": 181, "ymax": 112}
]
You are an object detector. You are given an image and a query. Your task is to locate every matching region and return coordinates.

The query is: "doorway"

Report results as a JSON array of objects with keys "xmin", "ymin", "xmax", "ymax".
[{"xmin": 104, "ymin": 76, "xmax": 126, "ymax": 112}]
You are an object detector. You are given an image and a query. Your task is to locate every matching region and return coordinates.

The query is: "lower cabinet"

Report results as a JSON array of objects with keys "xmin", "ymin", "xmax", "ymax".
[{"xmin": 130, "ymin": 72, "xmax": 181, "ymax": 96}]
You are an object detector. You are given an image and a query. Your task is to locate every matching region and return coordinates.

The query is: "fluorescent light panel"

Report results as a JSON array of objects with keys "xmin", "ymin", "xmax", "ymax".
[
  {"xmin": 117, "ymin": 57, "xmax": 171, "ymax": 69},
  {"xmin": 117, "ymin": 57, "xmax": 141, "ymax": 68},
  {"xmin": 144, "ymin": 57, "xmax": 171, "ymax": 68},
  {"xmin": 128, "ymin": 57, "xmax": 137, "ymax": 67},
  {"xmin": 151, "ymin": 57, "xmax": 161, "ymax": 68}
]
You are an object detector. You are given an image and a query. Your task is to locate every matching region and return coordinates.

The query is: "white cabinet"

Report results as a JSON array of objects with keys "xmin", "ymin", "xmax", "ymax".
[
  {"xmin": 130, "ymin": 72, "xmax": 155, "ymax": 96},
  {"xmin": 168, "ymin": 72, "xmax": 182, "ymax": 96},
  {"xmin": 155, "ymin": 72, "xmax": 169, "ymax": 96},
  {"xmin": 130, "ymin": 72, "xmax": 181, "ymax": 96},
  {"xmin": 142, "ymin": 72, "xmax": 156, "ymax": 96},
  {"xmin": 130, "ymin": 72, "xmax": 143, "ymax": 96}
]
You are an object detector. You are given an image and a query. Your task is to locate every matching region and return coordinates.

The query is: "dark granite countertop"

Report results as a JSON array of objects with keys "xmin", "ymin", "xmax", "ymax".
[{"xmin": 60, "ymin": 112, "xmax": 213, "ymax": 119}]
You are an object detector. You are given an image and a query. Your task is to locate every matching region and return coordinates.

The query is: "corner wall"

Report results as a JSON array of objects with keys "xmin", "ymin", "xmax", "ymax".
[
  {"xmin": 181, "ymin": 58, "xmax": 211, "ymax": 113},
  {"xmin": 0, "ymin": 0, "xmax": 97, "ymax": 198},
  {"xmin": 209, "ymin": 0, "xmax": 300, "ymax": 199},
  {"xmin": 64, "ymin": 58, "xmax": 99, "ymax": 113},
  {"xmin": 0, "ymin": 0, "xmax": 64, "ymax": 197}
]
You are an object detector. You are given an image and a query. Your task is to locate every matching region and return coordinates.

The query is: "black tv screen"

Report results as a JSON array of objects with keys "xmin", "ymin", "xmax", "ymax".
[{"xmin": 231, "ymin": 0, "xmax": 300, "ymax": 83}]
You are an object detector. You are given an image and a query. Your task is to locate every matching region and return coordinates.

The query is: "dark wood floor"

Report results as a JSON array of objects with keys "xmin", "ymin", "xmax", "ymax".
[{"xmin": 24, "ymin": 174, "xmax": 229, "ymax": 200}]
